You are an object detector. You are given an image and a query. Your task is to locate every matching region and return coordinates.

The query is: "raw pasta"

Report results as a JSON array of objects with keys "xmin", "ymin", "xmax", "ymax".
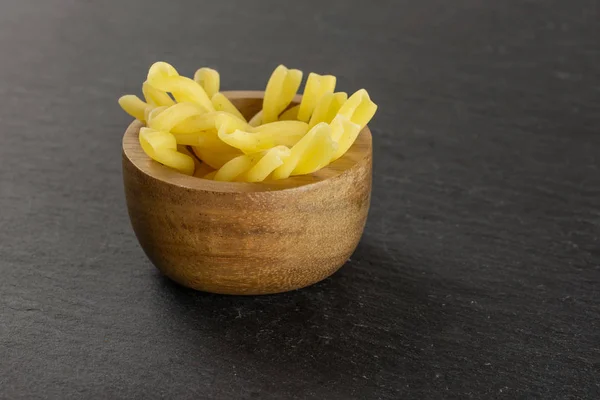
[
  {"xmin": 217, "ymin": 120, "xmax": 309, "ymax": 154},
  {"xmin": 119, "ymin": 95, "xmax": 152, "ymax": 122},
  {"xmin": 297, "ymin": 73, "xmax": 336, "ymax": 122},
  {"xmin": 148, "ymin": 62, "xmax": 214, "ymax": 112},
  {"xmin": 213, "ymin": 146, "xmax": 291, "ymax": 182},
  {"xmin": 139, "ymin": 128, "xmax": 195, "ymax": 175},
  {"xmin": 142, "ymin": 81, "xmax": 175, "ymax": 107},
  {"xmin": 308, "ymin": 92, "xmax": 347, "ymax": 129},
  {"xmin": 262, "ymin": 65, "xmax": 302, "ymax": 124},
  {"xmin": 118, "ymin": 62, "xmax": 377, "ymax": 181},
  {"xmin": 271, "ymin": 123, "xmax": 337, "ymax": 180},
  {"xmin": 194, "ymin": 68, "xmax": 220, "ymax": 98}
]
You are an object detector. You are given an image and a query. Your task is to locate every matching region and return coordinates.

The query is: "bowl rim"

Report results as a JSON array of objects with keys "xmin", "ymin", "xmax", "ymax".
[{"xmin": 122, "ymin": 90, "xmax": 373, "ymax": 193}]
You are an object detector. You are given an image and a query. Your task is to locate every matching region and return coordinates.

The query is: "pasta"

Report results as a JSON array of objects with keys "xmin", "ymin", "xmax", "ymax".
[
  {"xmin": 213, "ymin": 146, "xmax": 291, "ymax": 182},
  {"xmin": 145, "ymin": 106, "xmax": 167, "ymax": 123},
  {"xmin": 118, "ymin": 62, "xmax": 377, "ymax": 182},
  {"xmin": 194, "ymin": 67, "xmax": 220, "ymax": 98},
  {"xmin": 147, "ymin": 102, "xmax": 204, "ymax": 132},
  {"xmin": 217, "ymin": 120, "xmax": 309, "ymax": 154},
  {"xmin": 279, "ymin": 105, "xmax": 300, "ymax": 121},
  {"xmin": 308, "ymin": 92, "xmax": 347, "ymax": 129},
  {"xmin": 337, "ymin": 89, "xmax": 378, "ymax": 129},
  {"xmin": 139, "ymin": 128, "xmax": 195, "ymax": 175},
  {"xmin": 329, "ymin": 115, "xmax": 362, "ymax": 161},
  {"xmin": 211, "ymin": 92, "xmax": 246, "ymax": 121},
  {"xmin": 248, "ymin": 110, "xmax": 263, "ymax": 127},
  {"xmin": 119, "ymin": 95, "xmax": 152, "ymax": 121},
  {"xmin": 147, "ymin": 62, "xmax": 214, "ymax": 112},
  {"xmin": 297, "ymin": 73, "xmax": 336, "ymax": 122},
  {"xmin": 171, "ymin": 112, "xmax": 228, "ymax": 134},
  {"xmin": 142, "ymin": 81, "xmax": 175, "ymax": 107},
  {"xmin": 262, "ymin": 65, "xmax": 302, "ymax": 123},
  {"xmin": 271, "ymin": 123, "xmax": 336, "ymax": 180}
]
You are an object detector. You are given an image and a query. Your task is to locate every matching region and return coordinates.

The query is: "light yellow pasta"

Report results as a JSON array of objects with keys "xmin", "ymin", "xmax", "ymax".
[
  {"xmin": 213, "ymin": 154, "xmax": 253, "ymax": 182},
  {"xmin": 308, "ymin": 92, "xmax": 347, "ymax": 129},
  {"xmin": 218, "ymin": 120, "xmax": 309, "ymax": 154},
  {"xmin": 293, "ymin": 127, "xmax": 336, "ymax": 175},
  {"xmin": 297, "ymin": 73, "xmax": 336, "ymax": 122},
  {"xmin": 194, "ymin": 67, "xmax": 220, "ymax": 98},
  {"xmin": 119, "ymin": 95, "xmax": 152, "ymax": 121},
  {"xmin": 337, "ymin": 89, "xmax": 377, "ymax": 129},
  {"xmin": 262, "ymin": 65, "xmax": 303, "ymax": 124},
  {"xmin": 193, "ymin": 146, "xmax": 242, "ymax": 170},
  {"xmin": 147, "ymin": 102, "xmax": 204, "ymax": 132},
  {"xmin": 139, "ymin": 128, "xmax": 195, "ymax": 175},
  {"xmin": 145, "ymin": 106, "xmax": 167, "ymax": 124},
  {"xmin": 211, "ymin": 93, "xmax": 246, "ymax": 121},
  {"xmin": 329, "ymin": 115, "xmax": 361, "ymax": 161},
  {"xmin": 191, "ymin": 129, "xmax": 243, "ymax": 169},
  {"xmin": 118, "ymin": 62, "xmax": 378, "ymax": 182},
  {"xmin": 279, "ymin": 105, "xmax": 300, "ymax": 121},
  {"xmin": 142, "ymin": 81, "xmax": 175, "ymax": 107},
  {"xmin": 271, "ymin": 123, "xmax": 336, "ymax": 180},
  {"xmin": 171, "ymin": 112, "xmax": 224, "ymax": 134},
  {"xmin": 248, "ymin": 110, "xmax": 263, "ymax": 127},
  {"xmin": 173, "ymin": 128, "xmax": 241, "ymax": 164},
  {"xmin": 213, "ymin": 146, "xmax": 291, "ymax": 182},
  {"xmin": 214, "ymin": 113, "xmax": 252, "ymax": 134},
  {"xmin": 171, "ymin": 132, "xmax": 203, "ymax": 146},
  {"xmin": 147, "ymin": 62, "xmax": 214, "ymax": 112}
]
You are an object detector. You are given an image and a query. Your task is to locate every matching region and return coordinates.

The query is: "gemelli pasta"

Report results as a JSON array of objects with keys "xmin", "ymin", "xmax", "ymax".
[{"xmin": 118, "ymin": 62, "xmax": 377, "ymax": 182}]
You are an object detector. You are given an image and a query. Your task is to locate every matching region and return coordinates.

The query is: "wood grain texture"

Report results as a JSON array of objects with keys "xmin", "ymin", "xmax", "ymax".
[
  {"xmin": 1, "ymin": 0, "xmax": 599, "ymax": 399},
  {"xmin": 123, "ymin": 91, "xmax": 372, "ymax": 294}
]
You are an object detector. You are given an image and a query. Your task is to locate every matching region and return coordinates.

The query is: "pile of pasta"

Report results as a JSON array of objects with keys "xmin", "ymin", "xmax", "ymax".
[{"xmin": 118, "ymin": 62, "xmax": 377, "ymax": 182}]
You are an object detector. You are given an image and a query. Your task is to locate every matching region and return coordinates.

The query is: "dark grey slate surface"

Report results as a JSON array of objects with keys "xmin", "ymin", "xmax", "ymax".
[{"xmin": 1, "ymin": 0, "xmax": 599, "ymax": 398}]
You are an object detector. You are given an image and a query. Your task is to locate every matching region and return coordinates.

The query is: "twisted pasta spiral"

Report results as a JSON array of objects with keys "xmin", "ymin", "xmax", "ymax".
[{"xmin": 118, "ymin": 62, "xmax": 377, "ymax": 181}]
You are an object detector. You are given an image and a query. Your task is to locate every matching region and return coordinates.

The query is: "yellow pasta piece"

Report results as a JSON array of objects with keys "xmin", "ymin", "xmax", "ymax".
[
  {"xmin": 252, "ymin": 120, "xmax": 308, "ymax": 136},
  {"xmin": 211, "ymin": 93, "xmax": 246, "ymax": 121},
  {"xmin": 262, "ymin": 65, "xmax": 303, "ymax": 124},
  {"xmin": 171, "ymin": 130, "xmax": 215, "ymax": 146},
  {"xmin": 147, "ymin": 102, "xmax": 204, "ymax": 132},
  {"xmin": 139, "ymin": 128, "xmax": 195, "ymax": 175},
  {"xmin": 194, "ymin": 67, "xmax": 220, "ymax": 98},
  {"xmin": 179, "ymin": 145, "xmax": 216, "ymax": 179},
  {"xmin": 171, "ymin": 112, "xmax": 223, "ymax": 134},
  {"xmin": 271, "ymin": 123, "xmax": 336, "ymax": 180},
  {"xmin": 293, "ymin": 129, "xmax": 336, "ymax": 175},
  {"xmin": 218, "ymin": 120, "xmax": 309, "ymax": 154},
  {"xmin": 118, "ymin": 95, "xmax": 152, "ymax": 122},
  {"xmin": 297, "ymin": 72, "xmax": 336, "ymax": 122},
  {"xmin": 248, "ymin": 110, "xmax": 263, "ymax": 127},
  {"xmin": 244, "ymin": 146, "xmax": 291, "ymax": 182},
  {"xmin": 213, "ymin": 146, "xmax": 291, "ymax": 182},
  {"xmin": 214, "ymin": 113, "xmax": 252, "ymax": 134},
  {"xmin": 337, "ymin": 89, "xmax": 377, "ymax": 129},
  {"xmin": 118, "ymin": 62, "xmax": 379, "ymax": 180},
  {"xmin": 213, "ymin": 154, "xmax": 253, "ymax": 182},
  {"xmin": 193, "ymin": 146, "xmax": 241, "ymax": 170},
  {"xmin": 147, "ymin": 62, "xmax": 214, "ymax": 112},
  {"xmin": 191, "ymin": 129, "xmax": 243, "ymax": 169},
  {"xmin": 308, "ymin": 92, "xmax": 347, "ymax": 129},
  {"xmin": 142, "ymin": 81, "xmax": 175, "ymax": 107},
  {"xmin": 329, "ymin": 115, "xmax": 361, "ymax": 161},
  {"xmin": 279, "ymin": 105, "xmax": 300, "ymax": 121},
  {"xmin": 145, "ymin": 106, "xmax": 167, "ymax": 124}
]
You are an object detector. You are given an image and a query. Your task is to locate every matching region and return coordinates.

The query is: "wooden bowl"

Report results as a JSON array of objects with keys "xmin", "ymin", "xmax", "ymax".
[{"xmin": 122, "ymin": 91, "xmax": 372, "ymax": 295}]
